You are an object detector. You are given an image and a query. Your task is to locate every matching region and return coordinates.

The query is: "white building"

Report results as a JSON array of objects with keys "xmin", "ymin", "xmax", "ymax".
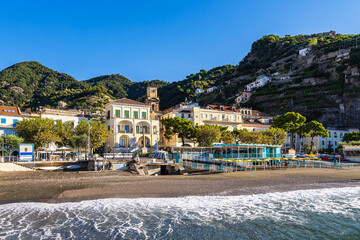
[
  {"xmin": 287, "ymin": 128, "xmax": 359, "ymax": 153},
  {"xmin": 206, "ymin": 86, "xmax": 218, "ymax": 93},
  {"xmin": 195, "ymin": 88, "xmax": 205, "ymax": 95},
  {"xmin": 104, "ymin": 89, "xmax": 160, "ymax": 152},
  {"xmin": 38, "ymin": 108, "xmax": 86, "ymax": 127},
  {"xmin": 0, "ymin": 106, "xmax": 23, "ymax": 136},
  {"xmin": 299, "ymin": 48, "xmax": 309, "ymax": 57},
  {"xmin": 245, "ymin": 75, "xmax": 270, "ymax": 92}
]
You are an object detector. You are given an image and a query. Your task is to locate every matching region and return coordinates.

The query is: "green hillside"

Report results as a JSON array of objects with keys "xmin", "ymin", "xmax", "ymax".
[{"xmin": 0, "ymin": 32, "xmax": 359, "ymax": 127}]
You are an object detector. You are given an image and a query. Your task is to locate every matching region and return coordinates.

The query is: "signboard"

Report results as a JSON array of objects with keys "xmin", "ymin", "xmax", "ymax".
[{"xmin": 19, "ymin": 143, "xmax": 34, "ymax": 162}]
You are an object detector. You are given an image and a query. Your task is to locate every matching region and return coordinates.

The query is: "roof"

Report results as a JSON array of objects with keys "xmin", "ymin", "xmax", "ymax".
[
  {"xmin": 0, "ymin": 106, "xmax": 21, "ymax": 116},
  {"xmin": 251, "ymin": 110, "xmax": 272, "ymax": 117},
  {"xmin": 206, "ymin": 105, "xmax": 240, "ymax": 112},
  {"xmin": 242, "ymin": 119, "xmax": 271, "ymax": 126},
  {"xmin": 111, "ymin": 98, "xmax": 148, "ymax": 105},
  {"xmin": 162, "ymin": 106, "xmax": 175, "ymax": 114}
]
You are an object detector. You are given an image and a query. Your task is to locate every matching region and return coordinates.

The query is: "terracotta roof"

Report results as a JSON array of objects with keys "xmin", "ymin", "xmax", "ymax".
[
  {"xmin": 206, "ymin": 105, "xmax": 240, "ymax": 112},
  {"xmin": 112, "ymin": 98, "xmax": 147, "ymax": 105},
  {"xmin": 0, "ymin": 106, "xmax": 21, "ymax": 116},
  {"xmin": 162, "ymin": 106, "xmax": 175, "ymax": 114}
]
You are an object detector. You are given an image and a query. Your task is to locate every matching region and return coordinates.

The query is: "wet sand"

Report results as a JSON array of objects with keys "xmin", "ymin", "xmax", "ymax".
[{"xmin": 0, "ymin": 168, "xmax": 360, "ymax": 204}]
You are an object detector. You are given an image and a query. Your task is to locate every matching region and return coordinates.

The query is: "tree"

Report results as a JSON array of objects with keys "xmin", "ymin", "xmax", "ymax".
[
  {"xmin": 75, "ymin": 119, "xmax": 110, "ymax": 152},
  {"xmin": 303, "ymin": 120, "xmax": 329, "ymax": 153},
  {"xmin": 55, "ymin": 120, "xmax": 75, "ymax": 146},
  {"xmin": 260, "ymin": 128, "xmax": 287, "ymax": 146},
  {"xmin": 272, "ymin": 112, "xmax": 306, "ymax": 149},
  {"xmin": 232, "ymin": 129, "xmax": 262, "ymax": 144},
  {"xmin": 195, "ymin": 125, "xmax": 222, "ymax": 147},
  {"xmin": 161, "ymin": 117, "xmax": 196, "ymax": 146},
  {"xmin": 0, "ymin": 135, "xmax": 24, "ymax": 159},
  {"xmin": 15, "ymin": 117, "xmax": 60, "ymax": 150},
  {"xmin": 342, "ymin": 132, "xmax": 360, "ymax": 142},
  {"xmin": 221, "ymin": 130, "xmax": 235, "ymax": 144},
  {"xmin": 297, "ymin": 124, "xmax": 310, "ymax": 153},
  {"xmin": 303, "ymin": 144, "xmax": 310, "ymax": 153},
  {"xmin": 69, "ymin": 134, "xmax": 88, "ymax": 161}
]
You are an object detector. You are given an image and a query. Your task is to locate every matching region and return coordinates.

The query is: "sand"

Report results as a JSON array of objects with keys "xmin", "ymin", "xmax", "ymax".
[{"xmin": 0, "ymin": 168, "xmax": 360, "ymax": 204}]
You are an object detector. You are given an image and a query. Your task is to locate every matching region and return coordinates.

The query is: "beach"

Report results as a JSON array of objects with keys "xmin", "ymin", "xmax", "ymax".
[{"xmin": 1, "ymin": 168, "xmax": 360, "ymax": 204}]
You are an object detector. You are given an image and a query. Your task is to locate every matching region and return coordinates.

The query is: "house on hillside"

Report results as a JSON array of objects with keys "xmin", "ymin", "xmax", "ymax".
[
  {"xmin": 335, "ymin": 52, "xmax": 350, "ymax": 62},
  {"xmin": 235, "ymin": 92, "xmax": 251, "ymax": 104},
  {"xmin": 206, "ymin": 86, "xmax": 218, "ymax": 93},
  {"xmin": 299, "ymin": 47, "xmax": 309, "ymax": 57},
  {"xmin": 245, "ymin": 75, "xmax": 270, "ymax": 92},
  {"xmin": 195, "ymin": 88, "xmax": 205, "ymax": 95}
]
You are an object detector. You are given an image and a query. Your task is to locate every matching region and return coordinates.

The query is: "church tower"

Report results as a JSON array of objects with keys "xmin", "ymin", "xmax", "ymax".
[{"xmin": 145, "ymin": 86, "xmax": 161, "ymax": 119}]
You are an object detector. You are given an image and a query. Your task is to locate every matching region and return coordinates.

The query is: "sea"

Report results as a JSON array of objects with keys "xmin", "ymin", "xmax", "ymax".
[{"xmin": 0, "ymin": 187, "xmax": 360, "ymax": 239}]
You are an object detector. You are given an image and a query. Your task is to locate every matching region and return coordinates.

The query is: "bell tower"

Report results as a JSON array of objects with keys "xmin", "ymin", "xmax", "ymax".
[{"xmin": 145, "ymin": 86, "xmax": 160, "ymax": 119}]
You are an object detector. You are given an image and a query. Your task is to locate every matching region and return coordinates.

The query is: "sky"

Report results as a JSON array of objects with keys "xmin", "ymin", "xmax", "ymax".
[{"xmin": 1, "ymin": 0, "xmax": 359, "ymax": 82}]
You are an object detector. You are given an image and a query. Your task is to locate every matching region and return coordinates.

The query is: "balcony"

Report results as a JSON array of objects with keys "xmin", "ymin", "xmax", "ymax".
[
  {"xmin": 204, "ymin": 117, "xmax": 239, "ymax": 123},
  {"xmin": 118, "ymin": 130, "xmax": 133, "ymax": 134},
  {"xmin": 136, "ymin": 130, "xmax": 150, "ymax": 134}
]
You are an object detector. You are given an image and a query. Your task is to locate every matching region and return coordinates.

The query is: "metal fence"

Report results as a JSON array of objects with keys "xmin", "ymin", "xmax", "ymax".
[{"xmin": 177, "ymin": 158, "xmax": 358, "ymax": 173}]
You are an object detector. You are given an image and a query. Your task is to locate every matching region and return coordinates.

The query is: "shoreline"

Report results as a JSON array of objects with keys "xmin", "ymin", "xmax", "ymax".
[{"xmin": 1, "ymin": 168, "xmax": 360, "ymax": 204}]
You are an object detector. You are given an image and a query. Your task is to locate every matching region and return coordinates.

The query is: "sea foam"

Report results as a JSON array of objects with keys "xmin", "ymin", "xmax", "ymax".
[{"xmin": 1, "ymin": 187, "xmax": 360, "ymax": 239}]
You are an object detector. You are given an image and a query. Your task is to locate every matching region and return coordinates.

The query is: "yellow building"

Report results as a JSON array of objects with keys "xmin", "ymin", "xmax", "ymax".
[
  {"xmin": 105, "ymin": 87, "xmax": 160, "ymax": 152},
  {"xmin": 192, "ymin": 105, "xmax": 243, "ymax": 131},
  {"xmin": 160, "ymin": 104, "xmax": 272, "ymax": 148}
]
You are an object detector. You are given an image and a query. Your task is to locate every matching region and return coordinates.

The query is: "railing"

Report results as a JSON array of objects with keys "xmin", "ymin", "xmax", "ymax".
[
  {"xmin": 119, "ymin": 130, "xmax": 133, "ymax": 133},
  {"xmin": 136, "ymin": 130, "xmax": 150, "ymax": 134},
  {"xmin": 104, "ymin": 153, "xmax": 133, "ymax": 159},
  {"xmin": 174, "ymin": 158, "xmax": 359, "ymax": 173}
]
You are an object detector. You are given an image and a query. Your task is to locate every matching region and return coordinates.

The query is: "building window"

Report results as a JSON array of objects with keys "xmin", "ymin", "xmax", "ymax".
[
  {"xmin": 234, "ymin": 115, "xmax": 237, "ymax": 121},
  {"xmin": 334, "ymin": 132, "xmax": 337, "ymax": 138},
  {"xmin": 118, "ymin": 125, "xmax": 120, "ymax": 133},
  {"xmin": 108, "ymin": 125, "xmax": 110, "ymax": 130},
  {"xmin": 340, "ymin": 133, "xmax": 343, "ymax": 138},
  {"xmin": 210, "ymin": 114, "xmax": 213, "ymax": 119},
  {"xmin": 107, "ymin": 110, "xmax": 110, "ymax": 119},
  {"xmin": 142, "ymin": 112, "xmax": 147, "ymax": 119},
  {"xmin": 13, "ymin": 119, "xmax": 18, "ymax": 127},
  {"xmin": 329, "ymin": 132, "xmax": 331, "ymax": 137},
  {"xmin": 1, "ymin": 118, "xmax": 6, "ymax": 124},
  {"xmin": 335, "ymin": 141, "xmax": 337, "ymax": 145},
  {"xmin": 125, "ymin": 110, "xmax": 130, "ymax": 118},
  {"xmin": 136, "ymin": 126, "xmax": 139, "ymax": 133},
  {"xmin": 134, "ymin": 111, "xmax": 139, "ymax": 119},
  {"xmin": 115, "ymin": 110, "xmax": 121, "ymax": 118},
  {"xmin": 322, "ymin": 141, "xmax": 325, "ymax": 145},
  {"xmin": 200, "ymin": 114, "xmax": 203, "ymax": 118}
]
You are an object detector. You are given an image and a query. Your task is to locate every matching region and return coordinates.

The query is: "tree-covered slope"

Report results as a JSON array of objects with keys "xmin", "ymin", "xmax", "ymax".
[{"xmin": 0, "ymin": 61, "xmax": 85, "ymax": 107}]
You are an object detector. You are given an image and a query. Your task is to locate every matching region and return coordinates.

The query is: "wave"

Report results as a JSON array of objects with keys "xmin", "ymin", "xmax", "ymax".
[{"xmin": 1, "ymin": 187, "xmax": 360, "ymax": 239}]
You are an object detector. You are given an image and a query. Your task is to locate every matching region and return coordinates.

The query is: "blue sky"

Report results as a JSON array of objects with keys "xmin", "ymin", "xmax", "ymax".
[{"xmin": 0, "ymin": 0, "xmax": 359, "ymax": 82}]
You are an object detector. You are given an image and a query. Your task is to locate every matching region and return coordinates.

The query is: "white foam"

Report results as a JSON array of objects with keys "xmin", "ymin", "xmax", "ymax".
[{"xmin": 0, "ymin": 186, "xmax": 360, "ymax": 239}]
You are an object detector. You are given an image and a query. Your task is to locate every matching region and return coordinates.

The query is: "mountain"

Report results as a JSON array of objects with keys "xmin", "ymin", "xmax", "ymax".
[
  {"xmin": 1, "ymin": 32, "xmax": 359, "ymax": 128},
  {"xmin": 195, "ymin": 33, "xmax": 360, "ymax": 128}
]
